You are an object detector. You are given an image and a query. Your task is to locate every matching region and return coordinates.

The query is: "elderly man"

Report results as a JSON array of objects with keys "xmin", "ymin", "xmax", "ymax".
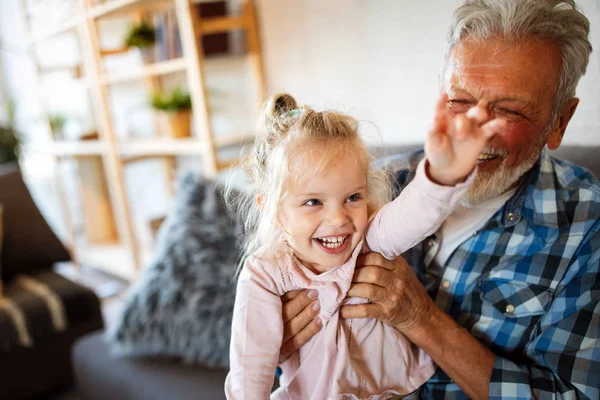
[{"xmin": 279, "ymin": 0, "xmax": 598, "ymax": 399}]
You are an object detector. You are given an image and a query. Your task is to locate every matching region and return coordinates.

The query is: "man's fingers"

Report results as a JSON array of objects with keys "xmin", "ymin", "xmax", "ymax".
[
  {"xmin": 339, "ymin": 303, "xmax": 380, "ymax": 320},
  {"xmin": 346, "ymin": 282, "xmax": 386, "ymax": 303},
  {"xmin": 283, "ymin": 299, "xmax": 320, "ymax": 342},
  {"xmin": 357, "ymin": 252, "xmax": 394, "ymax": 270},
  {"xmin": 279, "ymin": 317, "xmax": 322, "ymax": 362},
  {"xmin": 450, "ymin": 114, "xmax": 478, "ymax": 141},
  {"xmin": 352, "ymin": 266, "xmax": 393, "ymax": 286},
  {"xmin": 432, "ymin": 93, "xmax": 450, "ymax": 134},
  {"xmin": 466, "ymin": 100, "xmax": 491, "ymax": 125},
  {"xmin": 281, "ymin": 289, "xmax": 302, "ymax": 303},
  {"xmin": 281, "ymin": 289, "xmax": 318, "ymax": 324}
]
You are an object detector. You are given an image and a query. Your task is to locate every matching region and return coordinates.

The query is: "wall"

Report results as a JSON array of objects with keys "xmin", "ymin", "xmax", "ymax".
[
  {"xmin": 2, "ymin": 1, "xmax": 599, "ymax": 146},
  {"xmin": 257, "ymin": 0, "xmax": 600, "ymax": 146},
  {"xmin": 0, "ymin": 0, "xmax": 599, "ymax": 250}
]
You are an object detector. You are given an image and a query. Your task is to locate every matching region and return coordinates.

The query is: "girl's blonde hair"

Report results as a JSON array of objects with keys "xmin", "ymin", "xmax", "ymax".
[{"xmin": 226, "ymin": 93, "xmax": 392, "ymax": 265}]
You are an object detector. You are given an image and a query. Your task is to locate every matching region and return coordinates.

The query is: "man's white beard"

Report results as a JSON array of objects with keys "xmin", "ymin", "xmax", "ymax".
[
  {"xmin": 460, "ymin": 154, "xmax": 538, "ymax": 207},
  {"xmin": 460, "ymin": 130, "xmax": 549, "ymax": 207}
]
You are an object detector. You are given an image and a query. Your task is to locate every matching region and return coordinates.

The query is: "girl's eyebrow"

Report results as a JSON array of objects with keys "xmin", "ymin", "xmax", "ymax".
[{"xmin": 295, "ymin": 185, "xmax": 367, "ymax": 198}]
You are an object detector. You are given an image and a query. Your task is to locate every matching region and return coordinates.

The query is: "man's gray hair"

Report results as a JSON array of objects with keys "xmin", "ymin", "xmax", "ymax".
[{"xmin": 444, "ymin": 0, "xmax": 592, "ymax": 122}]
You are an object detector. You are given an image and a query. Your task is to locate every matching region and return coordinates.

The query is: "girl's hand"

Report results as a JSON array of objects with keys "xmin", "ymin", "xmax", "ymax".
[{"xmin": 425, "ymin": 93, "xmax": 506, "ymax": 186}]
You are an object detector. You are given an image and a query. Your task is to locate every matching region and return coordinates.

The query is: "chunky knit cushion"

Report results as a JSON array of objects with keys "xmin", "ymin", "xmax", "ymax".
[{"xmin": 107, "ymin": 173, "xmax": 241, "ymax": 368}]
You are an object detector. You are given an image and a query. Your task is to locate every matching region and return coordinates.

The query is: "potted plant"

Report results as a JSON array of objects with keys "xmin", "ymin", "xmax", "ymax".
[
  {"xmin": 123, "ymin": 20, "xmax": 156, "ymax": 63},
  {"xmin": 0, "ymin": 125, "xmax": 21, "ymax": 165},
  {"xmin": 150, "ymin": 87, "xmax": 192, "ymax": 138},
  {"xmin": 1, "ymin": 100, "xmax": 20, "ymax": 164},
  {"xmin": 49, "ymin": 113, "xmax": 67, "ymax": 140}
]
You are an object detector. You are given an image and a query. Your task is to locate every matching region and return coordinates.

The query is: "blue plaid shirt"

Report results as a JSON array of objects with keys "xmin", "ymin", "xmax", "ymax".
[{"xmin": 381, "ymin": 148, "xmax": 600, "ymax": 399}]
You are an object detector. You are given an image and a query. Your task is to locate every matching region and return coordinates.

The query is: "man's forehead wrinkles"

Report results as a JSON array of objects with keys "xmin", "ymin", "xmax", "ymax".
[{"xmin": 448, "ymin": 84, "xmax": 534, "ymax": 108}]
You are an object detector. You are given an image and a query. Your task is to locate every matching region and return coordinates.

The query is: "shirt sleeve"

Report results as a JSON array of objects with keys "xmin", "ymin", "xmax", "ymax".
[
  {"xmin": 489, "ymin": 231, "xmax": 600, "ymax": 400},
  {"xmin": 224, "ymin": 258, "xmax": 284, "ymax": 400},
  {"xmin": 365, "ymin": 158, "xmax": 473, "ymax": 260}
]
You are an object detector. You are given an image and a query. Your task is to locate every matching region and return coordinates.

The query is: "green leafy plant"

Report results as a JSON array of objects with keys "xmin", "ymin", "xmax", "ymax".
[
  {"xmin": 123, "ymin": 20, "xmax": 156, "ymax": 49},
  {"xmin": 1, "ymin": 99, "xmax": 20, "ymax": 164},
  {"xmin": 49, "ymin": 113, "xmax": 66, "ymax": 133},
  {"xmin": 150, "ymin": 87, "xmax": 192, "ymax": 111},
  {"xmin": 0, "ymin": 125, "xmax": 21, "ymax": 164}
]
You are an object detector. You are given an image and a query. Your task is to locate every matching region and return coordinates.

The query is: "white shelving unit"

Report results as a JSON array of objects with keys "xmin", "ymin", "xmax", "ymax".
[{"xmin": 22, "ymin": 0, "xmax": 265, "ymax": 280}]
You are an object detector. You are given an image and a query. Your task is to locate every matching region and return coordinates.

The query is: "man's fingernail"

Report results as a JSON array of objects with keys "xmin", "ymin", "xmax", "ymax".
[
  {"xmin": 307, "ymin": 290, "xmax": 318, "ymax": 299},
  {"xmin": 312, "ymin": 301, "xmax": 320, "ymax": 311},
  {"xmin": 315, "ymin": 317, "xmax": 322, "ymax": 326}
]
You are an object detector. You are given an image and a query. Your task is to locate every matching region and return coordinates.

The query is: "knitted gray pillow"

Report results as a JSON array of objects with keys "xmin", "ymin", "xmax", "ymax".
[{"xmin": 107, "ymin": 173, "xmax": 241, "ymax": 368}]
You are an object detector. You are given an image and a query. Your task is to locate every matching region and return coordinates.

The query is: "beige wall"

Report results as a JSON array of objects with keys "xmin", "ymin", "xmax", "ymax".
[
  {"xmin": 2, "ymin": 0, "xmax": 599, "ymax": 147},
  {"xmin": 257, "ymin": 0, "xmax": 600, "ymax": 146}
]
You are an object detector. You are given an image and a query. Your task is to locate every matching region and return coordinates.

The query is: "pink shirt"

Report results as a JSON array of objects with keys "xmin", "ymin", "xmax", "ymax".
[{"xmin": 225, "ymin": 160, "xmax": 472, "ymax": 399}]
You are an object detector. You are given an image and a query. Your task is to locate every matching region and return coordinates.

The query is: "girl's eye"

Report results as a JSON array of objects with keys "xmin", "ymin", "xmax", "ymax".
[
  {"xmin": 304, "ymin": 199, "xmax": 322, "ymax": 206},
  {"xmin": 346, "ymin": 193, "xmax": 361, "ymax": 202}
]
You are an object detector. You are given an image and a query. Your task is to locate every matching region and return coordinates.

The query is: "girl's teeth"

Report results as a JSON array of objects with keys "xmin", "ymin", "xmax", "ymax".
[{"xmin": 318, "ymin": 236, "xmax": 346, "ymax": 248}]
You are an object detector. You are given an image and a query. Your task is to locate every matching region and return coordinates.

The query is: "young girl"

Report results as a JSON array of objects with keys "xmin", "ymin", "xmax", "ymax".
[{"xmin": 225, "ymin": 93, "xmax": 503, "ymax": 399}]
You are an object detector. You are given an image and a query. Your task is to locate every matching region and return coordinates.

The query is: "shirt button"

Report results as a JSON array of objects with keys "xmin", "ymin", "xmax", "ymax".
[
  {"xmin": 505, "ymin": 304, "xmax": 515, "ymax": 314},
  {"xmin": 442, "ymin": 281, "xmax": 451, "ymax": 289},
  {"xmin": 507, "ymin": 212, "xmax": 517, "ymax": 222}
]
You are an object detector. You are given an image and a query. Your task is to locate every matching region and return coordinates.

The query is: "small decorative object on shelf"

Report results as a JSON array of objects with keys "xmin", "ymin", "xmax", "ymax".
[
  {"xmin": 0, "ymin": 128, "xmax": 19, "ymax": 167},
  {"xmin": 0, "ymin": 126, "xmax": 20, "ymax": 164},
  {"xmin": 123, "ymin": 19, "xmax": 156, "ymax": 64},
  {"xmin": 151, "ymin": 86, "xmax": 192, "ymax": 138},
  {"xmin": 1, "ymin": 100, "xmax": 20, "ymax": 164},
  {"xmin": 48, "ymin": 113, "xmax": 67, "ymax": 140}
]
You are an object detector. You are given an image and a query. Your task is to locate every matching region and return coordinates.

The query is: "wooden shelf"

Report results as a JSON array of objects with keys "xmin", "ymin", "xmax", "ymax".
[
  {"xmin": 119, "ymin": 138, "xmax": 207, "ymax": 159},
  {"xmin": 99, "ymin": 47, "xmax": 130, "ymax": 57},
  {"xmin": 23, "ymin": 0, "xmax": 266, "ymax": 280},
  {"xmin": 27, "ymin": 17, "xmax": 81, "ymax": 46},
  {"xmin": 101, "ymin": 58, "xmax": 187, "ymax": 85},
  {"xmin": 53, "ymin": 141, "xmax": 107, "ymax": 156},
  {"xmin": 117, "ymin": 134, "xmax": 253, "ymax": 163},
  {"xmin": 200, "ymin": 16, "xmax": 246, "ymax": 35},
  {"xmin": 215, "ymin": 133, "xmax": 255, "ymax": 148},
  {"xmin": 77, "ymin": 244, "xmax": 137, "ymax": 281},
  {"xmin": 88, "ymin": 0, "xmax": 172, "ymax": 19},
  {"xmin": 26, "ymin": 141, "xmax": 107, "ymax": 157}
]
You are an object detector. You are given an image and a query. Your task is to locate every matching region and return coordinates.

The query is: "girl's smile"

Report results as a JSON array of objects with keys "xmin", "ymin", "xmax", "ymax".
[
  {"xmin": 279, "ymin": 140, "xmax": 369, "ymax": 274},
  {"xmin": 314, "ymin": 234, "xmax": 351, "ymax": 254}
]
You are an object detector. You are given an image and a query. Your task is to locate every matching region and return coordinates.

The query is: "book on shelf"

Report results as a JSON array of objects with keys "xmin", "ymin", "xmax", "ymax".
[{"xmin": 152, "ymin": 8, "xmax": 183, "ymax": 62}]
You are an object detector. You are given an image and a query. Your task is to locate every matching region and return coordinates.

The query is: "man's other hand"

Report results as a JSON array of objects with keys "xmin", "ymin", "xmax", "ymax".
[{"xmin": 279, "ymin": 289, "xmax": 322, "ymax": 363}]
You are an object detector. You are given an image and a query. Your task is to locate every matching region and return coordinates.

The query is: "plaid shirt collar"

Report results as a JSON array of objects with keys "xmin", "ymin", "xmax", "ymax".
[{"xmin": 492, "ymin": 148, "xmax": 571, "ymax": 230}]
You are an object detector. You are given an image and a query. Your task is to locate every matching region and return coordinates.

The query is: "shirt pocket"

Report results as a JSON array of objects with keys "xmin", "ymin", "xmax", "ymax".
[{"xmin": 479, "ymin": 279, "xmax": 553, "ymax": 318}]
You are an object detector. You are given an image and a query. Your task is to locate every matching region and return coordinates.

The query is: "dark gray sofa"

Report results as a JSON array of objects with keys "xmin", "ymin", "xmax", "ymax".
[
  {"xmin": 71, "ymin": 145, "xmax": 600, "ymax": 400},
  {"xmin": 0, "ymin": 164, "xmax": 105, "ymax": 400}
]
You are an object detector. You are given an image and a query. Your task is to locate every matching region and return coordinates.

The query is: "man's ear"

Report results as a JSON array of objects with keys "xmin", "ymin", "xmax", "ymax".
[{"xmin": 546, "ymin": 98, "xmax": 579, "ymax": 150}]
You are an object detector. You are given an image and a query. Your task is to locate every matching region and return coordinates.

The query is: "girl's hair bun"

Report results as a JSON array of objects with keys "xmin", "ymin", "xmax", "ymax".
[
  {"xmin": 259, "ymin": 93, "xmax": 300, "ymax": 137},
  {"xmin": 271, "ymin": 93, "xmax": 298, "ymax": 116}
]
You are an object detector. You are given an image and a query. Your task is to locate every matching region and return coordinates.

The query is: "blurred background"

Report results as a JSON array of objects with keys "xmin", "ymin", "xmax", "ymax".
[
  {"xmin": 0, "ymin": 0, "xmax": 598, "ymax": 282},
  {"xmin": 0, "ymin": 2, "xmax": 598, "ymax": 399}
]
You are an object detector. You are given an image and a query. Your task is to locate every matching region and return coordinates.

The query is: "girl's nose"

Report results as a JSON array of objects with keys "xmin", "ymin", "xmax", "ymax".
[{"xmin": 326, "ymin": 207, "xmax": 350, "ymax": 227}]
